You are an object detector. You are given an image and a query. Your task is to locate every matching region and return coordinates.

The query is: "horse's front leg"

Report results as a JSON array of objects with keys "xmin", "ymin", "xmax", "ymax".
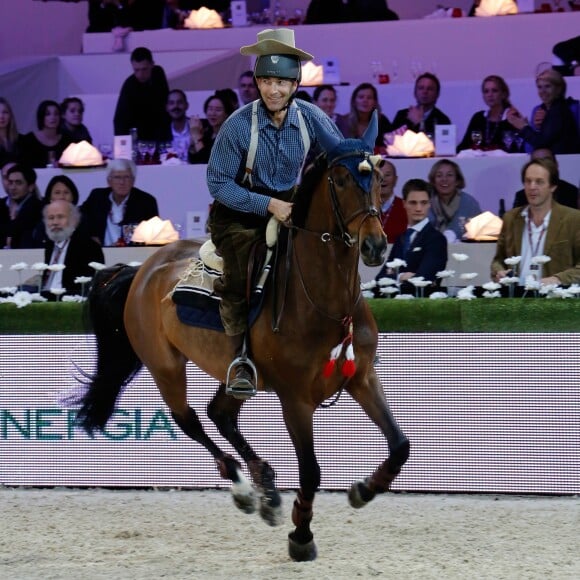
[
  {"xmin": 280, "ymin": 397, "xmax": 319, "ymax": 562},
  {"xmin": 347, "ymin": 369, "xmax": 410, "ymax": 508},
  {"xmin": 208, "ymin": 384, "xmax": 282, "ymax": 525}
]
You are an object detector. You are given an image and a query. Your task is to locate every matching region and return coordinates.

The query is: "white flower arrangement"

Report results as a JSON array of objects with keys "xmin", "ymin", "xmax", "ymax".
[
  {"xmin": 482, "ymin": 281, "xmax": 501, "ymax": 291},
  {"xmin": 408, "ymin": 276, "xmax": 430, "ymax": 287},
  {"xmin": 31, "ymin": 262, "xmax": 49, "ymax": 271},
  {"xmin": 499, "ymin": 276, "xmax": 519, "ymax": 285},
  {"xmin": 482, "ymin": 290, "xmax": 501, "ymax": 299},
  {"xmin": 386, "ymin": 258, "xmax": 407, "ymax": 269},
  {"xmin": 547, "ymin": 287, "xmax": 573, "ymax": 299},
  {"xmin": 361, "ymin": 280, "xmax": 376, "ymax": 290},
  {"xmin": 89, "ymin": 262, "xmax": 106, "ymax": 271},
  {"xmin": 49, "ymin": 287, "xmax": 67, "ymax": 302},
  {"xmin": 394, "ymin": 294, "xmax": 415, "ymax": 300},
  {"xmin": 457, "ymin": 286, "xmax": 476, "ymax": 300},
  {"xmin": 9, "ymin": 262, "xmax": 28, "ymax": 271},
  {"xmin": 539, "ymin": 284, "xmax": 559, "ymax": 296},
  {"xmin": 530, "ymin": 255, "xmax": 551, "ymax": 265},
  {"xmin": 362, "ymin": 290, "xmax": 375, "ymax": 299},
  {"xmin": 524, "ymin": 277, "xmax": 541, "ymax": 291},
  {"xmin": 74, "ymin": 276, "xmax": 92, "ymax": 285},
  {"xmin": 0, "ymin": 286, "xmax": 17, "ymax": 295},
  {"xmin": 126, "ymin": 261, "xmax": 143, "ymax": 267},
  {"xmin": 377, "ymin": 277, "xmax": 397, "ymax": 287},
  {"xmin": 451, "ymin": 253, "xmax": 469, "ymax": 262},
  {"xmin": 436, "ymin": 270, "xmax": 455, "ymax": 279},
  {"xmin": 504, "ymin": 256, "xmax": 522, "ymax": 267},
  {"xmin": 62, "ymin": 295, "xmax": 87, "ymax": 303},
  {"xmin": 460, "ymin": 272, "xmax": 478, "ymax": 280},
  {"xmin": 46, "ymin": 264, "xmax": 66, "ymax": 272},
  {"xmin": 380, "ymin": 286, "xmax": 400, "ymax": 296},
  {"xmin": 567, "ymin": 284, "xmax": 580, "ymax": 297},
  {"xmin": 429, "ymin": 292, "xmax": 448, "ymax": 300}
]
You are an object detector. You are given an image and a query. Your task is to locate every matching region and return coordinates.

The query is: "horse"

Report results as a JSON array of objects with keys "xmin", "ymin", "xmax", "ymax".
[{"xmin": 74, "ymin": 113, "xmax": 410, "ymax": 562}]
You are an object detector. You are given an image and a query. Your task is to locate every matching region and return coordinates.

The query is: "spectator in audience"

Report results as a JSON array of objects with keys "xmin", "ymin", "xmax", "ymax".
[
  {"xmin": 335, "ymin": 82, "xmax": 391, "ymax": 148},
  {"xmin": 0, "ymin": 164, "xmax": 43, "ymax": 249},
  {"xmin": 552, "ymin": 35, "xmax": 580, "ymax": 77},
  {"xmin": 166, "ymin": 89, "xmax": 191, "ymax": 160},
  {"xmin": 457, "ymin": 75, "xmax": 517, "ymax": 152},
  {"xmin": 42, "ymin": 200, "xmax": 104, "ymax": 296},
  {"xmin": 87, "ymin": 0, "xmax": 133, "ymax": 33},
  {"xmin": 305, "ymin": 0, "xmax": 398, "ymax": 23},
  {"xmin": 391, "ymin": 73, "xmax": 451, "ymax": 136},
  {"xmin": 0, "ymin": 98, "xmax": 21, "ymax": 167},
  {"xmin": 428, "ymin": 159, "xmax": 482, "ymax": 242},
  {"xmin": 188, "ymin": 91, "xmax": 235, "ymax": 164},
  {"xmin": 506, "ymin": 69, "xmax": 580, "ymax": 154},
  {"xmin": 80, "ymin": 158, "xmax": 159, "ymax": 246},
  {"xmin": 43, "ymin": 175, "xmax": 80, "ymax": 206},
  {"xmin": 237, "ymin": 70, "xmax": 259, "ymax": 106},
  {"xmin": 1, "ymin": 160, "xmax": 16, "ymax": 195},
  {"xmin": 19, "ymin": 100, "xmax": 73, "ymax": 168},
  {"xmin": 113, "ymin": 47, "xmax": 171, "ymax": 143},
  {"xmin": 313, "ymin": 85, "xmax": 338, "ymax": 122},
  {"xmin": 218, "ymin": 88, "xmax": 240, "ymax": 111},
  {"xmin": 295, "ymin": 90, "xmax": 313, "ymax": 103},
  {"xmin": 378, "ymin": 159, "xmax": 406, "ymax": 243},
  {"xmin": 60, "ymin": 97, "xmax": 93, "ymax": 144},
  {"xmin": 512, "ymin": 148, "xmax": 578, "ymax": 209},
  {"xmin": 375, "ymin": 178, "xmax": 447, "ymax": 295},
  {"xmin": 492, "ymin": 158, "xmax": 580, "ymax": 286}
]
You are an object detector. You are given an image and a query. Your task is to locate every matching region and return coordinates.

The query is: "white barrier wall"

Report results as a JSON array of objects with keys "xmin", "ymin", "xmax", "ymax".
[{"xmin": 1, "ymin": 333, "xmax": 578, "ymax": 494}]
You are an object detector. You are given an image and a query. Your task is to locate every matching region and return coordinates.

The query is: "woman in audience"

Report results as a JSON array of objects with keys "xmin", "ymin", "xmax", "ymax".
[
  {"xmin": 19, "ymin": 100, "xmax": 73, "ymax": 168},
  {"xmin": 506, "ymin": 69, "xmax": 580, "ymax": 154},
  {"xmin": 313, "ymin": 85, "xmax": 338, "ymax": 122},
  {"xmin": 457, "ymin": 75, "xmax": 516, "ymax": 152},
  {"xmin": 60, "ymin": 97, "xmax": 93, "ymax": 144},
  {"xmin": 335, "ymin": 82, "xmax": 391, "ymax": 147},
  {"xmin": 42, "ymin": 175, "xmax": 80, "ymax": 205},
  {"xmin": 188, "ymin": 90, "xmax": 235, "ymax": 164},
  {"xmin": 428, "ymin": 159, "xmax": 482, "ymax": 242},
  {"xmin": 0, "ymin": 97, "xmax": 21, "ymax": 167}
]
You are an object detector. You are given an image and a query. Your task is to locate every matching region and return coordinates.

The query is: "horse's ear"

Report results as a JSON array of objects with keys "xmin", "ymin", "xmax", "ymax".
[
  {"xmin": 361, "ymin": 110, "xmax": 379, "ymax": 150},
  {"xmin": 313, "ymin": 117, "xmax": 343, "ymax": 154}
]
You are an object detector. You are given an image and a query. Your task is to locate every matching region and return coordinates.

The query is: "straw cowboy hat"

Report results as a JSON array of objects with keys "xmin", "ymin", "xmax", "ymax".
[{"xmin": 240, "ymin": 28, "xmax": 313, "ymax": 61}]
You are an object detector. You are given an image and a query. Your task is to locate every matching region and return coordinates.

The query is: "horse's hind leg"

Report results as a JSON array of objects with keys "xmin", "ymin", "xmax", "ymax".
[
  {"xmin": 208, "ymin": 384, "xmax": 282, "ymax": 526},
  {"xmin": 347, "ymin": 370, "xmax": 410, "ymax": 508},
  {"xmin": 149, "ymin": 359, "xmax": 249, "ymax": 497}
]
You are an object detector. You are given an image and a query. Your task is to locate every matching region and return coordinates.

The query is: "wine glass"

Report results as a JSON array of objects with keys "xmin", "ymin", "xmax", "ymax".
[
  {"xmin": 137, "ymin": 141, "xmax": 148, "ymax": 164},
  {"xmin": 470, "ymin": 130, "xmax": 483, "ymax": 149},
  {"xmin": 502, "ymin": 130, "xmax": 514, "ymax": 152}
]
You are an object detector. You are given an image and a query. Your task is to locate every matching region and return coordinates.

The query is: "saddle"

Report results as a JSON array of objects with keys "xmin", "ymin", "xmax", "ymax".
[{"xmin": 170, "ymin": 217, "xmax": 284, "ymax": 332}]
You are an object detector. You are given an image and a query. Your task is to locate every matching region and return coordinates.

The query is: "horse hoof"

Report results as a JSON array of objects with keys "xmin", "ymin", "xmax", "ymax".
[
  {"xmin": 348, "ymin": 480, "xmax": 375, "ymax": 509},
  {"xmin": 231, "ymin": 479, "xmax": 257, "ymax": 514},
  {"xmin": 259, "ymin": 490, "xmax": 283, "ymax": 527},
  {"xmin": 288, "ymin": 533, "xmax": 317, "ymax": 562}
]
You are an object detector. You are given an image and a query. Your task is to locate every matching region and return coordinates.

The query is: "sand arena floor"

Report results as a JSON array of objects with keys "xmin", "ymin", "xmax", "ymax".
[{"xmin": 0, "ymin": 488, "xmax": 578, "ymax": 579}]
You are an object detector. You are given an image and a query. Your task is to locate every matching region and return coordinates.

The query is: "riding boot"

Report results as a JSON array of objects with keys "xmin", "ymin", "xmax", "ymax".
[{"xmin": 227, "ymin": 333, "xmax": 257, "ymax": 400}]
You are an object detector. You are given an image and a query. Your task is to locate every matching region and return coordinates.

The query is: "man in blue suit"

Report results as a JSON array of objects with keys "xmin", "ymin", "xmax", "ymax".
[{"xmin": 375, "ymin": 178, "xmax": 448, "ymax": 295}]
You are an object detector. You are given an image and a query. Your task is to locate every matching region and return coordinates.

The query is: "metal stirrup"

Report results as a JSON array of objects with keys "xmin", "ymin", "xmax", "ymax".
[{"xmin": 226, "ymin": 356, "xmax": 259, "ymax": 398}]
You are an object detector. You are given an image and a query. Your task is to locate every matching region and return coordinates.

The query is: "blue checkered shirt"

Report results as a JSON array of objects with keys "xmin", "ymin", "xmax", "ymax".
[{"xmin": 207, "ymin": 99, "xmax": 342, "ymax": 216}]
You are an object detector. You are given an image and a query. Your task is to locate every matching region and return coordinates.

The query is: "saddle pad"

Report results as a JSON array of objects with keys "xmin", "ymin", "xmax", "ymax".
[{"xmin": 172, "ymin": 260, "xmax": 270, "ymax": 333}]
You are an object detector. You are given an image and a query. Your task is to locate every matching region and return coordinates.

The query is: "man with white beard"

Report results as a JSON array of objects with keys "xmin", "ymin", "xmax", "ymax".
[{"xmin": 43, "ymin": 200, "xmax": 104, "ymax": 296}]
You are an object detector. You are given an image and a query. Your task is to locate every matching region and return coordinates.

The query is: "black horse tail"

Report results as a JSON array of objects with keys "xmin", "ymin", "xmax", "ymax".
[{"xmin": 74, "ymin": 264, "xmax": 143, "ymax": 435}]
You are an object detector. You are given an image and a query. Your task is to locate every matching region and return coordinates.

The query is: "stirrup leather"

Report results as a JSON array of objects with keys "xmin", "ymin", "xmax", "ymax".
[{"xmin": 226, "ymin": 356, "xmax": 258, "ymax": 399}]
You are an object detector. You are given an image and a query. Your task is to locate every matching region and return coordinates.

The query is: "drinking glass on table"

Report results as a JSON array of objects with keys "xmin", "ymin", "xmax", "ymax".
[
  {"xmin": 502, "ymin": 130, "xmax": 515, "ymax": 152},
  {"xmin": 470, "ymin": 130, "xmax": 483, "ymax": 149}
]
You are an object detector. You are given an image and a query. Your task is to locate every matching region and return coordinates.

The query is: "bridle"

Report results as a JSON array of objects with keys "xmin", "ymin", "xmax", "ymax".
[{"xmin": 326, "ymin": 150, "xmax": 381, "ymax": 247}]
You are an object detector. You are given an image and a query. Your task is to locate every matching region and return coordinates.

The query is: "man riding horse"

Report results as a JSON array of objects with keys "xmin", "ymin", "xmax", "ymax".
[{"xmin": 207, "ymin": 28, "xmax": 343, "ymax": 397}]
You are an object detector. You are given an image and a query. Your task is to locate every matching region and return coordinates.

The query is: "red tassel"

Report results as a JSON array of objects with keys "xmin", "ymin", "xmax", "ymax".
[
  {"xmin": 322, "ymin": 359, "xmax": 336, "ymax": 378},
  {"xmin": 341, "ymin": 359, "xmax": 356, "ymax": 378}
]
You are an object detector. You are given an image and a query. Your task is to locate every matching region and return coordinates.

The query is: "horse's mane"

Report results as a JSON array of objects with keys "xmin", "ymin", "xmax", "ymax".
[{"xmin": 291, "ymin": 152, "xmax": 328, "ymax": 228}]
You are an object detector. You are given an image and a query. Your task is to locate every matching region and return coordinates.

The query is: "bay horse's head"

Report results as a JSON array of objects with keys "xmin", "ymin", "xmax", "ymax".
[{"xmin": 313, "ymin": 111, "xmax": 387, "ymax": 266}]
